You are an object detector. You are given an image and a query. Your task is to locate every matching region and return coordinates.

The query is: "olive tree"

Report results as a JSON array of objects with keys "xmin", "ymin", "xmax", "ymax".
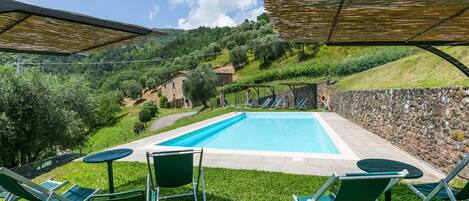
[
  {"xmin": 0, "ymin": 67, "xmax": 91, "ymax": 167},
  {"xmin": 183, "ymin": 64, "xmax": 219, "ymax": 109}
]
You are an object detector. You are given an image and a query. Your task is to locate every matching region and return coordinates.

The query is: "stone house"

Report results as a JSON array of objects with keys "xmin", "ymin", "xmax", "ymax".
[{"xmin": 157, "ymin": 64, "xmax": 236, "ymax": 108}]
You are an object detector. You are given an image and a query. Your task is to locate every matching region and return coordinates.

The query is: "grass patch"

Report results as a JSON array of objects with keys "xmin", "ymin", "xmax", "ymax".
[
  {"xmin": 35, "ymin": 161, "xmax": 426, "ymax": 201},
  {"xmin": 84, "ymin": 108, "xmax": 197, "ymax": 154},
  {"xmin": 335, "ymin": 46, "xmax": 469, "ymax": 91}
]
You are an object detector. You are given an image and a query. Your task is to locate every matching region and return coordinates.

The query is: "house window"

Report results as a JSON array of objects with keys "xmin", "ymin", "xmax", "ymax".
[{"xmin": 172, "ymin": 82, "xmax": 175, "ymax": 89}]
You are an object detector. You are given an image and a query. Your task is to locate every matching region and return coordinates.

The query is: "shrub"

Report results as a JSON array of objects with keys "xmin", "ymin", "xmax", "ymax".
[
  {"xmin": 138, "ymin": 109, "xmax": 152, "ymax": 123},
  {"xmin": 159, "ymin": 96, "xmax": 168, "ymax": 108},
  {"xmin": 143, "ymin": 101, "xmax": 158, "ymax": 116},
  {"xmin": 133, "ymin": 121, "xmax": 145, "ymax": 134}
]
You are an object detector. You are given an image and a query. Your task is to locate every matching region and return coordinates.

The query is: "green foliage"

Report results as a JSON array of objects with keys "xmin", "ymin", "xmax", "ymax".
[
  {"xmin": 145, "ymin": 77, "xmax": 158, "ymax": 89},
  {"xmin": 229, "ymin": 46, "xmax": 248, "ymax": 67},
  {"xmin": 95, "ymin": 91, "xmax": 123, "ymax": 126},
  {"xmin": 143, "ymin": 101, "xmax": 158, "ymax": 117},
  {"xmin": 121, "ymin": 80, "xmax": 142, "ymax": 99},
  {"xmin": 335, "ymin": 46, "xmax": 416, "ymax": 75},
  {"xmin": 133, "ymin": 122, "xmax": 145, "ymax": 134},
  {"xmin": 0, "ymin": 67, "xmax": 92, "ymax": 167},
  {"xmin": 183, "ymin": 64, "xmax": 219, "ymax": 107},
  {"xmin": 159, "ymin": 96, "xmax": 168, "ymax": 108},
  {"xmin": 251, "ymin": 34, "xmax": 288, "ymax": 66},
  {"xmin": 138, "ymin": 109, "xmax": 152, "ymax": 123},
  {"xmin": 221, "ymin": 47, "xmax": 416, "ymax": 93}
]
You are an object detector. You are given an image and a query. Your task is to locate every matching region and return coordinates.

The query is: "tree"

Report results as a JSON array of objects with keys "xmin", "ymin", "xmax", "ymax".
[
  {"xmin": 183, "ymin": 64, "xmax": 219, "ymax": 109},
  {"xmin": 96, "ymin": 91, "xmax": 123, "ymax": 125},
  {"xmin": 121, "ymin": 80, "xmax": 142, "ymax": 99},
  {"xmin": 252, "ymin": 34, "xmax": 288, "ymax": 66},
  {"xmin": 0, "ymin": 67, "xmax": 89, "ymax": 167},
  {"xmin": 229, "ymin": 46, "xmax": 248, "ymax": 67},
  {"xmin": 145, "ymin": 77, "xmax": 158, "ymax": 89}
]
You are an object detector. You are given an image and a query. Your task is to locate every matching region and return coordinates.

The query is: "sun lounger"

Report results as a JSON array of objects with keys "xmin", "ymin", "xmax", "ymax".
[
  {"xmin": 0, "ymin": 167, "xmax": 98, "ymax": 201},
  {"xmin": 293, "ymin": 170, "xmax": 408, "ymax": 201},
  {"xmin": 260, "ymin": 98, "xmax": 272, "ymax": 109},
  {"xmin": 407, "ymin": 155, "xmax": 469, "ymax": 201}
]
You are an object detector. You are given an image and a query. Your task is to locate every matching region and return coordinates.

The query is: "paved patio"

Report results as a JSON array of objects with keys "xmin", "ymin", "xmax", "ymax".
[{"xmin": 114, "ymin": 112, "xmax": 445, "ymax": 182}]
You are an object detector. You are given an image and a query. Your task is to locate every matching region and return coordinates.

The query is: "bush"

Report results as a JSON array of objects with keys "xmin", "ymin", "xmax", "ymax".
[
  {"xmin": 159, "ymin": 96, "xmax": 168, "ymax": 108},
  {"xmin": 143, "ymin": 101, "xmax": 158, "ymax": 116},
  {"xmin": 139, "ymin": 109, "xmax": 153, "ymax": 123},
  {"xmin": 133, "ymin": 121, "xmax": 145, "ymax": 134}
]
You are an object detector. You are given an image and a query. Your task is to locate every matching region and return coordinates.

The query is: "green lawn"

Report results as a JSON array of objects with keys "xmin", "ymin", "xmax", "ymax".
[
  {"xmin": 35, "ymin": 162, "xmax": 425, "ymax": 201},
  {"xmin": 84, "ymin": 107, "xmax": 197, "ymax": 154}
]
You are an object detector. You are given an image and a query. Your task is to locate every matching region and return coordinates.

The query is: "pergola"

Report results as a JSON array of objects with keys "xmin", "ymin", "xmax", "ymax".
[
  {"xmin": 275, "ymin": 81, "xmax": 318, "ymax": 109},
  {"xmin": 264, "ymin": 0, "xmax": 469, "ymax": 77},
  {"xmin": 241, "ymin": 84, "xmax": 276, "ymax": 106},
  {"xmin": 0, "ymin": 0, "xmax": 162, "ymax": 56}
]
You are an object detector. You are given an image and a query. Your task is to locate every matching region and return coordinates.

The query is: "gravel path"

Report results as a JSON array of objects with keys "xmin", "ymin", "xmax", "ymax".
[{"xmin": 149, "ymin": 112, "xmax": 196, "ymax": 131}]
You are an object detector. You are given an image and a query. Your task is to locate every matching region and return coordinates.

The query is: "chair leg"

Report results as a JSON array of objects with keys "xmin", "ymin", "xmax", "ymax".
[
  {"xmin": 192, "ymin": 180, "xmax": 198, "ymax": 201},
  {"xmin": 201, "ymin": 171, "xmax": 206, "ymax": 201}
]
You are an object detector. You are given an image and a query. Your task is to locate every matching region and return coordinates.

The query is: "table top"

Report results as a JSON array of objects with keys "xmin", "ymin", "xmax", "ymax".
[
  {"xmin": 357, "ymin": 158, "xmax": 423, "ymax": 179},
  {"xmin": 83, "ymin": 148, "xmax": 133, "ymax": 163}
]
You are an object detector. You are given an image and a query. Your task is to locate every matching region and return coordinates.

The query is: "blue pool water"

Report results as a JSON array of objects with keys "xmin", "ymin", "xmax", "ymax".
[{"xmin": 158, "ymin": 112, "xmax": 339, "ymax": 154}]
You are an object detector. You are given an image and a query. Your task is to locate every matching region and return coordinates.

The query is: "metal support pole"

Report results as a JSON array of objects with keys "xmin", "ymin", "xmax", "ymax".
[
  {"xmin": 107, "ymin": 161, "xmax": 115, "ymax": 193},
  {"xmin": 417, "ymin": 45, "xmax": 469, "ymax": 78}
]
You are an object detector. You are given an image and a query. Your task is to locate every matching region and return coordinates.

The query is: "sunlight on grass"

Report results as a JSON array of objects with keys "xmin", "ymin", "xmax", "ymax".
[{"xmin": 34, "ymin": 162, "xmax": 425, "ymax": 201}]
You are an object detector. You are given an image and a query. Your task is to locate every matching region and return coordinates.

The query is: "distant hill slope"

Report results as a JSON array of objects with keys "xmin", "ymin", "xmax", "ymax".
[{"xmin": 334, "ymin": 47, "xmax": 469, "ymax": 91}]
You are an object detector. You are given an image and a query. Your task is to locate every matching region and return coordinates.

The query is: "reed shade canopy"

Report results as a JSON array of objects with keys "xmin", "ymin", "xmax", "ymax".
[
  {"xmin": 264, "ymin": 0, "xmax": 469, "ymax": 46},
  {"xmin": 0, "ymin": 0, "xmax": 163, "ymax": 56}
]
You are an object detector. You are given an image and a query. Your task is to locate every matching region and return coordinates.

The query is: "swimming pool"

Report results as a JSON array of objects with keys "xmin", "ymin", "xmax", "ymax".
[{"xmin": 158, "ymin": 112, "xmax": 341, "ymax": 154}]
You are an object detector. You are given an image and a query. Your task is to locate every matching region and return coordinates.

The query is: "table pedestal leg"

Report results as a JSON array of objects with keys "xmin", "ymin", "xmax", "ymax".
[
  {"xmin": 107, "ymin": 161, "xmax": 114, "ymax": 193},
  {"xmin": 385, "ymin": 189, "xmax": 392, "ymax": 201}
]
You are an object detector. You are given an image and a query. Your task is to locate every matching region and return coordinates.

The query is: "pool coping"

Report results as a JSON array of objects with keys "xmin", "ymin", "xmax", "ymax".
[{"xmin": 143, "ymin": 112, "xmax": 359, "ymax": 161}]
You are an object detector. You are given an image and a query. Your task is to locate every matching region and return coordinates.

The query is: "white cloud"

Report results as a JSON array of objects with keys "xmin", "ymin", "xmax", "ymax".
[
  {"xmin": 177, "ymin": 0, "xmax": 264, "ymax": 30},
  {"xmin": 169, "ymin": 0, "xmax": 194, "ymax": 9},
  {"xmin": 149, "ymin": 2, "xmax": 160, "ymax": 23}
]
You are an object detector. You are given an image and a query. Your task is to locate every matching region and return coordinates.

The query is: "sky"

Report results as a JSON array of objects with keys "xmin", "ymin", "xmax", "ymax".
[{"xmin": 17, "ymin": 0, "xmax": 265, "ymax": 29}]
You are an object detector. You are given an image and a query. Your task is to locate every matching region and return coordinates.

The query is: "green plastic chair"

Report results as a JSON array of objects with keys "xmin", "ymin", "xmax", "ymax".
[
  {"xmin": 293, "ymin": 170, "xmax": 408, "ymax": 201},
  {"xmin": 146, "ymin": 149, "xmax": 205, "ymax": 201},
  {"xmin": 407, "ymin": 155, "xmax": 469, "ymax": 201},
  {"xmin": 0, "ymin": 167, "xmax": 99, "ymax": 201},
  {"xmin": 90, "ymin": 190, "xmax": 145, "ymax": 201}
]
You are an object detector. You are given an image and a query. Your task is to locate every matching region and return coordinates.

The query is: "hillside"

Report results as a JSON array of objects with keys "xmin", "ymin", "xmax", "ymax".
[{"xmin": 334, "ymin": 46, "xmax": 469, "ymax": 91}]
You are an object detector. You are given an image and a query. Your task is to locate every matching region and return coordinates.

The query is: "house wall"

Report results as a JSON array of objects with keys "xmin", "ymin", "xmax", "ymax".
[
  {"xmin": 330, "ymin": 87, "xmax": 469, "ymax": 172},
  {"xmin": 159, "ymin": 74, "xmax": 191, "ymax": 108},
  {"xmin": 217, "ymin": 73, "xmax": 233, "ymax": 85}
]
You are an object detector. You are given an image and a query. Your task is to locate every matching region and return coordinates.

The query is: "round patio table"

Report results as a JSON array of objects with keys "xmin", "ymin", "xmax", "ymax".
[
  {"xmin": 83, "ymin": 148, "xmax": 133, "ymax": 193},
  {"xmin": 357, "ymin": 158, "xmax": 423, "ymax": 201}
]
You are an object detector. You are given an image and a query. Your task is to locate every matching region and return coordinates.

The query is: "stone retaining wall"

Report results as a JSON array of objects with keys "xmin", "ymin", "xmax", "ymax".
[{"xmin": 331, "ymin": 87, "xmax": 469, "ymax": 172}]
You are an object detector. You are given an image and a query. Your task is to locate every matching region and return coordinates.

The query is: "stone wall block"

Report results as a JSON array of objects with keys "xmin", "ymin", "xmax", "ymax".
[{"xmin": 331, "ymin": 87, "xmax": 469, "ymax": 172}]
